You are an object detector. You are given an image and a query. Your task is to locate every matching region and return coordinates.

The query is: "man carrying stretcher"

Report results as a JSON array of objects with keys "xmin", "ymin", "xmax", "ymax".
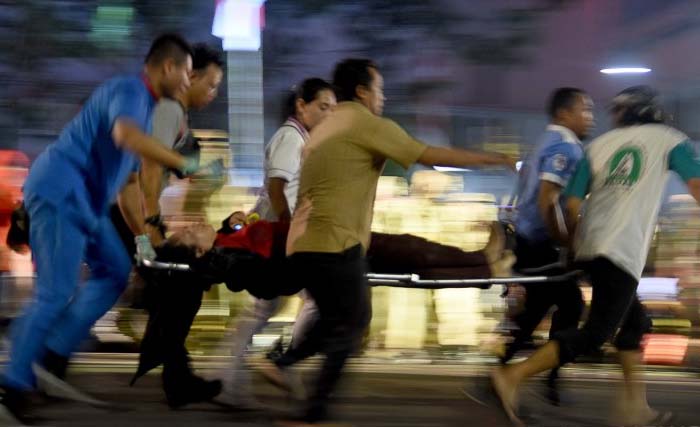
[{"xmin": 260, "ymin": 58, "xmax": 515, "ymax": 426}]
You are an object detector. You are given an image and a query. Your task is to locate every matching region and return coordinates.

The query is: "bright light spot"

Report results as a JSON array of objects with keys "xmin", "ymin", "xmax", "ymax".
[
  {"xmin": 600, "ymin": 67, "xmax": 651, "ymax": 74},
  {"xmin": 433, "ymin": 166, "xmax": 472, "ymax": 172},
  {"xmin": 433, "ymin": 161, "xmax": 521, "ymax": 173},
  {"xmin": 212, "ymin": 0, "xmax": 266, "ymax": 51},
  {"xmin": 89, "ymin": 6, "xmax": 134, "ymax": 46}
]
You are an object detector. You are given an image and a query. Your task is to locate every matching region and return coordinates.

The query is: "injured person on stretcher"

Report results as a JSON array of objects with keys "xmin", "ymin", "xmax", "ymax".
[{"xmin": 133, "ymin": 214, "xmax": 514, "ymax": 408}]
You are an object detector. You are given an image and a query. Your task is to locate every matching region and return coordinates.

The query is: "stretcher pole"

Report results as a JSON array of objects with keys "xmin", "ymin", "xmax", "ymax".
[{"xmin": 140, "ymin": 260, "xmax": 580, "ymax": 290}]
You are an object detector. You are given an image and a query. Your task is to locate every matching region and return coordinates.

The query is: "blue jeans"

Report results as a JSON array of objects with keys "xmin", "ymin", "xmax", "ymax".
[{"xmin": 3, "ymin": 192, "xmax": 131, "ymax": 390}]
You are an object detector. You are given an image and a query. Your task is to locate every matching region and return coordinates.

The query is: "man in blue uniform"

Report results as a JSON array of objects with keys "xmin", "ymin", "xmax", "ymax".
[
  {"xmin": 502, "ymin": 87, "xmax": 594, "ymax": 403},
  {"xmin": 0, "ymin": 34, "xmax": 200, "ymax": 424}
]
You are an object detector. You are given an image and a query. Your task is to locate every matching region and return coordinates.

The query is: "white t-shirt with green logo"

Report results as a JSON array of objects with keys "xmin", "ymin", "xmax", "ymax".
[{"xmin": 564, "ymin": 124, "xmax": 700, "ymax": 280}]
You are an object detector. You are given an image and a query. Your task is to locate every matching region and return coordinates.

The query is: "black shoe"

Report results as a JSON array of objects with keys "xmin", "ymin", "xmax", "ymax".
[
  {"xmin": 266, "ymin": 337, "xmax": 285, "ymax": 363},
  {"xmin": 40, "ymin": 349, "xmax": 68, "ymax": 380},
  {"xmin": 164, "ymin": 374, "xmax": 222, "ymax": 409},
  {"xmin": 0, "ymin": 386, "xmax": 31, "ymax": 426}
]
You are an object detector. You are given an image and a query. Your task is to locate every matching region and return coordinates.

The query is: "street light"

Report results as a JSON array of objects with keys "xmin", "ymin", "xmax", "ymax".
[{"xmin": 600, "ymin": 67, "xmax": 651, "ymax": 74}]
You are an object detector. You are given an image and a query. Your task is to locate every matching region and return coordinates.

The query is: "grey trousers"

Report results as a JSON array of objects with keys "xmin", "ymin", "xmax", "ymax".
[{"xmin": 220, "ymin": 291, "xmax": 318, "ymax": 398}]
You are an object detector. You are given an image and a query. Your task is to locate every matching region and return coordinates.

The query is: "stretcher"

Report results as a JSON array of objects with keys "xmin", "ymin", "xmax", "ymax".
[{"xmin": 140, "ymin": 259, "xmax": 580, "ymax": 290}]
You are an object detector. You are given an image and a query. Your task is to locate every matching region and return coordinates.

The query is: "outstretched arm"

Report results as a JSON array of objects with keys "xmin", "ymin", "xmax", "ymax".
[
  {"xmin": 112, "ymin": 119, "xmax": 192, "ymax": 173},
  {"xmin": 417, "ymin": 146, "xmax": 516, "ymax": 171}
]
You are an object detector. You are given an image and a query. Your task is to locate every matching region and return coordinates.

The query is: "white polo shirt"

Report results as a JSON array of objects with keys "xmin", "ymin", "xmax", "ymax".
[{"xmin": 253, "ymin": 117, "xmax": 308, "ymax": 220}]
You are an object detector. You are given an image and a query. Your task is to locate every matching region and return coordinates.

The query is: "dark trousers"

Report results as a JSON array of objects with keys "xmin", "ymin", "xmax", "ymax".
[
  {"xmin": 276, "ymin": 245, "xmax": 371, "ymax": 423},
  {"xmin": 554, "ymin": 257, "xmax": 651, "ymax": 364},
  {"xmin": 368, "ymin": 232, "xmax": 491, "ymax": 279},
  {"xmin": 132, "ymin": 268, "xmax": 205, "ymax": 385},
  {"xmin": 109, "ymin": 203, "xmax": 204, "ymax": 388},
  {"xmin": 503, "ymin": 236, "xmax": 584, "ymax": 368}
]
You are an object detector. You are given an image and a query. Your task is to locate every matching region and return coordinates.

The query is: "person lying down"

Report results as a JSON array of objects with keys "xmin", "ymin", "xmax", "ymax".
[
  {"xmin": 157, "ymin": 214, "xmax": 515, "ymax": 298},
  {"xmin": 132, "ymin": 215, "xmax": 514, "ymax": 407}
]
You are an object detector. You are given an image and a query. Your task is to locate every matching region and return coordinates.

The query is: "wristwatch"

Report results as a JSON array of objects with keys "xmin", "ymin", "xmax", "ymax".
[{"xmin": 144, "ymin": 214, "xmax": 167, "ymax": 237}]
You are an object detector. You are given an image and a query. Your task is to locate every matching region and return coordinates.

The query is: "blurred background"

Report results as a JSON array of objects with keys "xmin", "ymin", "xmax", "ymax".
[{"xmin": 2, "ymin": 0, "xmax": 700, "ymax": 372}]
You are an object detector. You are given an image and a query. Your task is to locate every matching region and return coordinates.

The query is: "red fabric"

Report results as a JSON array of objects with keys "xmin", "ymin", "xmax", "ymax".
[
  {"xmin": 141, "ymin": 74, "xmax": 160, "ymax": 101},
  {"xmin": 0, "ymin": 185, "xmax": 13, "ymax": 218},
  {"xmin": 0, "ymin": 185, "xmax": 13, "ymax": 272},
  {"xmin": 214, "ymin": 220, "xmax": 289, "ymax": 259},
  {"xmin": 0, "ymin": 150, "xmax": 29, "ymax": 168}
]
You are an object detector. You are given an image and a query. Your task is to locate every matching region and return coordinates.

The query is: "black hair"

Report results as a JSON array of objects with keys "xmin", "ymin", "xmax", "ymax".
[
  {"xmin": 155, "ymin": 243, "xmax": 198, "ymax": 264},
  {"xmin": 280, "ymin": 77, "xmax": 334, "ymax": 123},
  {"xmin": 6, "ymin": 202, "xmax": 29, "ymax": 252},
  {"xmin": 217, "ymin": 212, "xmax": 244, "ymax": 234},
  {"xmin": 332, "ymin": 58, "xmax": 378, "ymax": 102},
  {"xmin": 610, "ymin": 85, "xmax": 667, "ymax": 126},
  {"xmin": 547, "ymin": 87, "xmax": 586, "ymax": 119},
  {"xmin": 191, "ymin": 43, "xmax": 224, "ymax": 71},
  {"xmin": 145, "ymin": 33, "xmax": 193, "ymax": 66}
]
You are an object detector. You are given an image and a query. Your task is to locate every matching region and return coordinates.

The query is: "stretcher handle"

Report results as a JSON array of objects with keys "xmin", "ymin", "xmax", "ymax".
[{"xmin": 139, "ymin": 259, "xmax": 192, "ymax": 272}]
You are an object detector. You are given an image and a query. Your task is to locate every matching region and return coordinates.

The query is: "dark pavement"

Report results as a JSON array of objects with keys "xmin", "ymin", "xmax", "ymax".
[{"xmin": 20, "ymin": 364, "xmax": 700, "ymax": 427}]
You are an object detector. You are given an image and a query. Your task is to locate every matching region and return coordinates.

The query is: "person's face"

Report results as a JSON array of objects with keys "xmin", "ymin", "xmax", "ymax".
[
  {"xmin": 297, "ymin": 89, "xmax": 337, "ymax": 130},
  {"xmin": 610, "ymin": 106, "xmax": 627, "ymax": 127},
  {"xmin": 161, "ymin": 56, "xmax": 192, "ymax": 100},
  {"xmin": 188, "ymin": 64, "xmax": 223, "ymax": 109},
  {"xmin": 169, "ymin": 223, "xmax": 216, "ymax": 257},
  {"xmin": 356, "ymin": 67, "xmax": 385, "ymax": 116},
  {"xmin": 560, "ymin": 94, "xmax": 595, "ymax": 140}
]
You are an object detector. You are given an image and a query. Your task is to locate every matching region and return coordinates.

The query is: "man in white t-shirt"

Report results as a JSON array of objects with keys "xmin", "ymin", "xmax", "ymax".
[{"xmin": 486, "ymin": 86, "xmax": 700, "ymax": 426}]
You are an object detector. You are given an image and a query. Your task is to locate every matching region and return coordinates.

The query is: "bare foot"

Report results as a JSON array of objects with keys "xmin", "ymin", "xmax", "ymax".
[
  {"xmin": 483, "ymin": 222, "xmax": 506, "ymax": 265},
  {"xmin": 491, "ymin": 367, "xmax": 524, "ymax": 427},
  {"xmin": 490, "ymin": 250, "xmax": 515, "ymax": 278},
  {"xmin": 252, "ymin": 358, "xmax": 291, "ymax": 392},
  {"xmin": 612, "ymin": 406, "xmax": 673, "ymax": 427}
]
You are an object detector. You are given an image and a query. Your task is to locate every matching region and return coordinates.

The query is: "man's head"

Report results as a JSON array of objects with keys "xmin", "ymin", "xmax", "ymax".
[
  {"xmin": 610, "ymin": 85, "xmax": 666, "ymax": 127},
  {"xmin": 144, "ymin": 33, "xmax": 193, "ymax": 100},
  {"xmin": 332, "ymin": 58, "xmax": 385, "ymax": 116},
  {"xmin": 282, "ymin": 78, "xmax": 336, "ymax": 130},
  {"xmin": 548, "ymin": 87, "xmax": 595, "ymax": 140},
  {"xmin": 186, "ymin": 44, "xmax": 224, "ymax": 110}
]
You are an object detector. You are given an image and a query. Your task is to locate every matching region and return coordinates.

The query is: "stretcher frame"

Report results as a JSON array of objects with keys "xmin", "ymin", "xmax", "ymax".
[{"xmin": 140, "ymin": 259, "xmax": 580, "ymax": 290}]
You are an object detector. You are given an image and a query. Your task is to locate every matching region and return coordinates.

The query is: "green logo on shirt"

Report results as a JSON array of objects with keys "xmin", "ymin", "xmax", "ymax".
[{"xmin": 605, "ymin": 147, "xmax": 643, "ymax": 187}]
